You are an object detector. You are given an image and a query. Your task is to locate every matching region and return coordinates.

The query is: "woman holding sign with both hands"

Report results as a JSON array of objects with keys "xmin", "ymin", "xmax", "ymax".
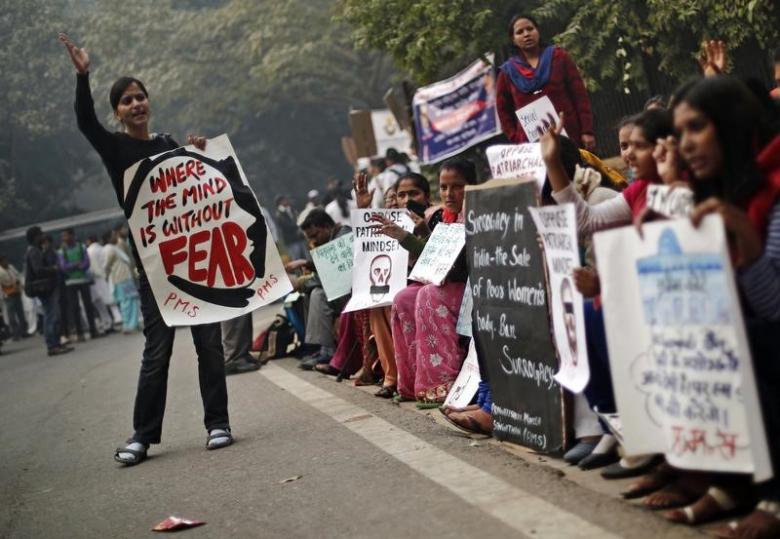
[{"xmin": 59, "ymin": 33, "xmax": 234, "ymax": 466}]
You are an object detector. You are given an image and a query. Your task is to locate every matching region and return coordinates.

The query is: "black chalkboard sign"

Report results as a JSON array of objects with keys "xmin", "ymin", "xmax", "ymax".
[{"xmin": 465, "ymin": 179, "xmax": 563, "ymax": 453}]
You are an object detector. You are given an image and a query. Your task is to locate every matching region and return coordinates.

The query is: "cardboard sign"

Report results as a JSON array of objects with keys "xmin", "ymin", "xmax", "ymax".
[
  {"xmin": 310, "ymin": 232, "xmax": 354, "ymax": 301},
  {"xmin": 409, "ymin": 223, "xmax": 466, "ymax": 285},
  {"xmin": 515, "ymin": 96, "xmax": 567, "ymax": 142},
  {"xmin": 413, "ymin": 55, "xmax": 501, "ymax": 164},
  {"xmin": 486, "ymin": 143, "xmax": 546, "ymax": 190},
  {"xmin": 343, "ymin": 209, "xmax": 414, "ymax": 313},
  {"xmin": 371, "ymin": 109, "xmax": 412, "ymax": 157},
  {"xmin": 123, "ymin": 135, "xmax": 292, "ymax": 326},
  {"xmin": 465, "ymin": 179, "xmax": 563, "ymax": 453},
  {"xmin": 456, "ymin": 278, "xmax": 474, "ymax": 337},
  {"xmin": 646, "ymin": 184, "xmax": 694, "ymax": 218},
  {"xmin": 594, "ymin": 216, "xmax": 772, "ymax": 480},
  {"xmin": 443, "ymin": 339, "xmax": 481, "ymax": 409},
  {"xmin": 529, "ymin": 204, "xmax": 590, "ymax": 393}
]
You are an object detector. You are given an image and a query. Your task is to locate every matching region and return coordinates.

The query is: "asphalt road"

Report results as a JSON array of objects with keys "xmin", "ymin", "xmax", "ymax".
[{"xmin": 0, "ymin": 307, "xmax": 706, "ymax": 539}]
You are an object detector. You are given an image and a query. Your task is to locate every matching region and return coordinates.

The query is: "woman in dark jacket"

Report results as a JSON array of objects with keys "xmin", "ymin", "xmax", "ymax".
[{"xmin": 60, "ymin": 33, "xmax": 233, "ymax": 466}]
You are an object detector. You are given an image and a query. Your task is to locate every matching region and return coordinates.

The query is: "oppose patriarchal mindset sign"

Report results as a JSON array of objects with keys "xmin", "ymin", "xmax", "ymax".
[
  {"xmin": 123, "ymin": 134, "xmax": 292, "ymax": 326},
  {"xmin": 595, "ymin": 216, "xmax": 772, "ymax": 480},
  {"xmin": 529, "ymin": 204, "xmax": 590, "ymax": 393},
  {"xmin": 343, "ymin": 209, "xmax": 414, "ymax": 313},
  {"xmin": 485, "ymin": 143, "xmax": 546, "ymax": 190}
]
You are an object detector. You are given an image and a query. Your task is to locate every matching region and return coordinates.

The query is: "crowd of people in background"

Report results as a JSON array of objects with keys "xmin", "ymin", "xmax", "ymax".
[{"xmin": 0, "ymin": 223, "xmax": 142, "ymax": 357}]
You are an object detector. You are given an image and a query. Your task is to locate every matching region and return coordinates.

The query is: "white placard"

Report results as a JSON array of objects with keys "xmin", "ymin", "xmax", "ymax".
[
  {"xmin": 485, "ymin": 143, "xmax": 546, "ymax": 190},
  {"xmin": 409, "ymin": 223, "xmax": 466, "ymax": 285},
  {"xmin": 122, "ymin": 134, "xmax": 292, "ymax": 326},
  {"xmin": 371, "ymin": 109, "xmax": 412, "ymax": 157},
  {"xmin": 456, "ymin": 277, "xmax": 473, "ymax": 337},
  {"xmin": 646, "ymin": 184, "xmax": 695, "ymax": 218},
  {"xmin": 443, "ymin": 339, "xmax": 481, "ymax": 409},
  {"xmin": 529, "ymin": 204, "xmax": 590, "ymax": 393},
  {"xmin": 310, "ymin": 232, "xmax": 354, "ymax": 301},
  {"xmin": 594, "ymin": 215, "xmax": 772, "ymax": 480},
  {"xmin": 343, "ymin": 209, "xmax": 414, "ymax": 313},
  {"xmin": 515, "ymin": 96, "xmax": 567, "ymax": 142}
]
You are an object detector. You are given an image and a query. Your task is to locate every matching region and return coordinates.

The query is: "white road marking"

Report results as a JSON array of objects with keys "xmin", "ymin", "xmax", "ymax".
[{"xmin": 261, "ymin": 363, "xmax": 619, "ymax": 539}]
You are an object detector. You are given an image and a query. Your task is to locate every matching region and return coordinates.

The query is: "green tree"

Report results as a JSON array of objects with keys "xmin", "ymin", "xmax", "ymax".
[
  {"xmin": 0, "ymin": 0, "xmax": 75, "ymax": 219},
  {"xmin": 339, "ymin": 0, "xmax": 779, "ymax": 89}
]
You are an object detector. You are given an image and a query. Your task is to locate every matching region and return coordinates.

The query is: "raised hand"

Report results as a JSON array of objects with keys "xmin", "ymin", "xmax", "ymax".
[
  {"xmin": 699, "ymin": 40, "xmax": 728, "ymax": 77},
  {"xmin": 352, "ymin": 172, "xmax": 375, "ymax": 209},
  {"xmin": 538, "ymin": 112, "xmax": 565, "ymax": 165},
  {"xmin": 59, "ymin": 33, "xmax": 90, "ymax": 74},
  {"xmin": 653, "ymin": 136, "xmax": 683, "ymax": 185}
]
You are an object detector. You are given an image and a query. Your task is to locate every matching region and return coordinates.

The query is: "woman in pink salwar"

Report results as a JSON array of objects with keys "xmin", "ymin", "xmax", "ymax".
[{"xmin": 374, "ymin": 159, "xmax": 475, "ymax": 403}]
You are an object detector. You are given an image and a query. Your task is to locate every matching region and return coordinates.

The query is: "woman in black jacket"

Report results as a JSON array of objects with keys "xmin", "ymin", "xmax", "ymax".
[{"xmin": 59, "ymin": 33, "xmax": 233, "ymax": 465}]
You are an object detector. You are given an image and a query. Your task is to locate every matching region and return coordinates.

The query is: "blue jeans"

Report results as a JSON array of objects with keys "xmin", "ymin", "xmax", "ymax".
[{"xmin": 39, "ymin": 287, "xmax": 61, "ymax": 349}]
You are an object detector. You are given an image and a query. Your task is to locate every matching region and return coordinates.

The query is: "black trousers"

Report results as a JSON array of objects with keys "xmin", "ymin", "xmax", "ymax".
[
  {"xmin": 64, "ymin": 282, "xmax": 97, "ymax": 337},
  {"xmin": 132, "ymin": 276, "xmax": 229, "ymax": 445}
]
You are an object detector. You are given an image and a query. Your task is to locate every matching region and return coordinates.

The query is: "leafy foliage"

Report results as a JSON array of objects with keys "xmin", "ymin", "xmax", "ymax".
[
  {"xmin": 339, "ymin": 0, "xmax": 779, "ymax": 90},
  {"xmin": 1, "ymin": 0, "xmax": 398, "ymax": 231}
]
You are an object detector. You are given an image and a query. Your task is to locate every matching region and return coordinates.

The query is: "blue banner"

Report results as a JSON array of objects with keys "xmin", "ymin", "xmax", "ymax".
[{"xmin": 413, "ymin": 55, "xmax": 501, "ymax": 164}]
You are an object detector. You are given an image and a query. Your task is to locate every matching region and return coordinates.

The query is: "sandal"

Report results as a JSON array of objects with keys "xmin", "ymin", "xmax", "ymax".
[
  {"xmin": 374, "ymin": 385, "xmax": 396, "ymax": 399},
  {"xmin": 443, "ymin": 410, "xmax": 493, "ymax": 437},
  {"xmin": 642, "ymin": 472, "xmax": 710, "ymax": 510},
  {"xmin": 709, "ymin": 501, "xmax": 780, "ymax": 539},
  {"xmin": 663, "ymin": 486, "xmax": 750, "ymax": 525},
  {"xmin": 314, "ymin": 363, "xmax": 339, "ymax": 376},
  {"xmin": 206, "ymin": 429, "xmax": 234, "ymax": 450},
  {"xmin": 440, "ymin": 404, "xmax": 480, "ymax": 416},
  {"xmin": 114, "ymin": 441, "xmax": 148, "ymax": 466},
  {"xmin": 621, "ymin": 461, "xmax": 678, "ymax": 499}
]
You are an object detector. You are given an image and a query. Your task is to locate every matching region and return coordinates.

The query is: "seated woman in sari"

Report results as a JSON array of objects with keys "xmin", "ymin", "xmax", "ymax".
[{"xmin": 373, "ymin": 159, "xmax": 475, "ymax": 404}]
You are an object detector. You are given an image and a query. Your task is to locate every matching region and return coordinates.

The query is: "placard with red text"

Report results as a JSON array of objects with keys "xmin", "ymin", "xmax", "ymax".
[
  {"xmin": 123, "ymin": 134, "xmax": 292, "ymax": 326},
  {"xmin": 594, "ymin": 216, "xmax": 772, "ymax": 480}
]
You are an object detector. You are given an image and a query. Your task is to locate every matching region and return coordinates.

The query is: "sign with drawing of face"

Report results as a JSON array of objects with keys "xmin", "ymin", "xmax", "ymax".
[
  {"xmin": 343, "ymin": 209, "xmax": 414, "ymax": 313},
  {"xmin": 529, "ymin": 204, "xmax": 589, "ymax": 393},
  {"xmin": 123, "ymin": 134, "xmax": 292, "ymax": 326}
]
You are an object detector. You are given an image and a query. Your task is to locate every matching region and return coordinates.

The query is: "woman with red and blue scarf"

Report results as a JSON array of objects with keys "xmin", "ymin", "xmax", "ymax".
[{"xmin": 496, "ymin": 14, "xmax": 596, "ymax": 151}]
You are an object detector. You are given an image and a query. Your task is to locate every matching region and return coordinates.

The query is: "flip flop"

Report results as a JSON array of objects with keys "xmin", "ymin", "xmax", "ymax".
[
  {"xmin": 442, "ymin": 412, "xmax": 492, "ymax": 438},
  {"xmin": 114, "ymin": 445, "xmax": 147, "ymax": 466},
  {"xmin": 206, "ymin": 430, "xmax": 234, "ymax": 450},
  {"xmin": 663, "ymin": 486, "xmax": 748, "ymax": 525}
]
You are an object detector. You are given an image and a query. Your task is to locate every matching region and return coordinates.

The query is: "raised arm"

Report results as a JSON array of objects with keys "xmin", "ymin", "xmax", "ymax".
[
  {"xmin": 540, "ymin": 115, "xmax": 632, "ymax": 237},
  {"xmin": 59, "ymin": 33, "xmax": 114, "ymax": 155}
]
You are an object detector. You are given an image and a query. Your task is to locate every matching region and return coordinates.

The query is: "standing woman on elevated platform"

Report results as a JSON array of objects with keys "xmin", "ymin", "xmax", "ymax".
[{"xmin": 496, "ymin": 14, "xmax": 596, "ymax": 152}]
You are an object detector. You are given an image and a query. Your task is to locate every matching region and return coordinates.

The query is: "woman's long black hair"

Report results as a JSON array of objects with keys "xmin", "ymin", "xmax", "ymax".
[{"xmin": 671, "ymin": 76, "xmax": 774, "ymax": 206}]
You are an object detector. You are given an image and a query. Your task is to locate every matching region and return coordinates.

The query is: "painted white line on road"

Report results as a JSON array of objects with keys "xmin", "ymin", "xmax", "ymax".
[{"xmin": 260, "ymin": 363, "xmax": 619, "ymax": 539}]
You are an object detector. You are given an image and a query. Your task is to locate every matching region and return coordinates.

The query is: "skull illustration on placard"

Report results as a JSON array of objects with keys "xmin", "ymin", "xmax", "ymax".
[{"xmin": 369, "ymin": 254, "xmax": 392, "ymax": 302}]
